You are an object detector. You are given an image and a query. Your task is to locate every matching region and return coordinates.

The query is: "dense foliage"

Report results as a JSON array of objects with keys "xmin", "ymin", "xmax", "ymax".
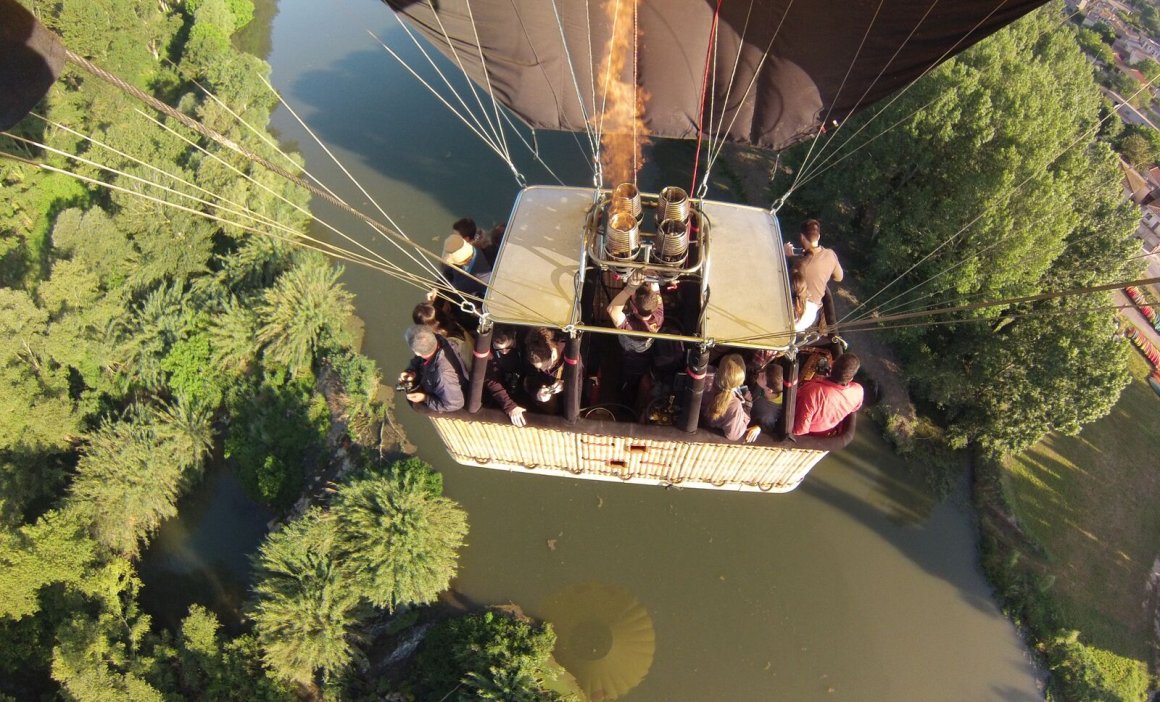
[
  {"xmin": 249, "ymin": 458, "xmax": 468, "ymax": 688},
  {"xmin": 785, "ymin": 6, "xmax": 1153, "ymax": 699},
  {"xmin": 0, "ymin": 0, "xmax": 388, "ymax": 697},
  {"xmin": 414, "ymin": 610, "xmax": 575, "ymax": 702},
  {"xmin": 789, "ymin": 8, "xmax": 1140, "ymax": 456}
]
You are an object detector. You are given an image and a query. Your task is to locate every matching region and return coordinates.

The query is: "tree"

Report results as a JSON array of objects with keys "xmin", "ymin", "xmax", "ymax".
[
  {"xmin": 414, "ymin": 610, "xmax": 575, "ymax": 702},
  {"xmin": 69, "ymin": 405, "xmax": 211, "ymax": 557},
  {"xmin": 1115, "ymin": 123, "xmax": 1160, "ymax": 168},
  {"xmin": 1073, "ymin": 26, "xmax": 1117, "ymax": 65},
  {"xmin": 331, "ymin": 460, "xmax": 468, "ymax": 611},
  {"xmin": 790, "ymin": 8, "xmax": 1137, "ymax": 453},
  {"xmin": 257, "ymin": 254, "xmax": 354, "ymax": 371},
  {"xmin": 155, "ymin": 605, "xmax": 293, "ymax": 701},
  {"xmin": 249, "ymin": 509, "xmax": 366, "ymax": 687}
]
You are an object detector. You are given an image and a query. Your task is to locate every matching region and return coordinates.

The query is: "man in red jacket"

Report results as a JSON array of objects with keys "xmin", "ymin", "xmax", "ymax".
[{"xmin": 793, "ymin": 353, "xmax": 863, "ymax": 437}]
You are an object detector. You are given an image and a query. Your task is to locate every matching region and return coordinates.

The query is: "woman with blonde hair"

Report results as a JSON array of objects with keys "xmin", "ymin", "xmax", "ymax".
[{"xmin": 700, "ymin": 353, "xmax": 761, "ymax": 442}]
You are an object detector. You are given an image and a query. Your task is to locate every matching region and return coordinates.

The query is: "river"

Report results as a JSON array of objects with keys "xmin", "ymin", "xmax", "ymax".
[{"xmin": 140, "ymin": 1, "xmax": 1045, "ymax": 699}]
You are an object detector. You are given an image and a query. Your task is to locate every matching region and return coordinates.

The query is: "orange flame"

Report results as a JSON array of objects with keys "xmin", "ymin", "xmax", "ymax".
[{"xmin": 595, "ymin": 0, "xmax": 650, "ymax": 186}]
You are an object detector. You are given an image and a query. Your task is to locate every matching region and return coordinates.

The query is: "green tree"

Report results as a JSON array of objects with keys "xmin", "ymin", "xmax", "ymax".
[
  {"xmin": 1115, "ymin": 123, "xmax": 1160, "ymax": 168},
  {"xmin": 69, "ymin": 405, "xmax": 211, "ymax": 556},
  {"xmin": 332, "ymin": 460, "xmax": 468, "ymax": 611},
  {"xmin": 257, "ymin": 254, "xmax": 354, "ymax": 371},
  {"xmin": 249, "ymin": 509, "xmax": 366, "ymax": 687},
  {"xmin": 792, "ymin": 8, "xmax": 1137, "ymax": 453},
  {"xmin": 1073, "ymin": 26, "xmax": 1117, "ymax": 64},
  {"xmin": 414, "ymin": 610, "xmax": 574, "ymax": 702},
  {"xmin": 0, "ymin": 509, "xmax": 98, "ymax": 620},
  {"xmin": 154, "ymin": 605, "xmax": 292, "ymax": 701}
]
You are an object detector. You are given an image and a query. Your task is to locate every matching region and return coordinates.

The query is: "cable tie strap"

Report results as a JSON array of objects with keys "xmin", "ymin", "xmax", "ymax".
[
  {"xmin": 564, "ymin": 356, "xmax": 578, "ymax": 366},
  {"xmin": 473, "ymin": 349, "xmax": 491, "ymax": 359},
  {"xmin": 783, "ymin": 380, "xmax": 796, "ymax": 388},
  {"xmin": 687, "ymin": 369, "xmax": 707, "ymax": 380}
]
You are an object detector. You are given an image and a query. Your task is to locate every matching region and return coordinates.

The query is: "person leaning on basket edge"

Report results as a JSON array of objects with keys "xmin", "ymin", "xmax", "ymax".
[{"xmin": 399, "ymin": 324, "xmax": 467, "ymax": 413}]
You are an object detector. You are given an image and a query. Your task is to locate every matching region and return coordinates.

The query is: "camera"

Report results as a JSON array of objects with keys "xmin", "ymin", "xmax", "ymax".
[{"xmin": 395, "ymin": 372, "xmax": 419, "ymax": 393}]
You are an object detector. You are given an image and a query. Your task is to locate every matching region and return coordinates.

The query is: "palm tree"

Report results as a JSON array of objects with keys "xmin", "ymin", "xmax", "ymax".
[
  {"xmin": 250, "ymin": 509, "xmax": 366, "ymax": 687},
  {"xmin": 256, "ymin": 254, "xmax": 353, "ymax": 372},
  {"xmin": 69, "ymin": 410, "xmax": 190, "ymax": 556},
  {"xmin": 331, "ymin": 467, "xmax": 469, "ymax": 611}
]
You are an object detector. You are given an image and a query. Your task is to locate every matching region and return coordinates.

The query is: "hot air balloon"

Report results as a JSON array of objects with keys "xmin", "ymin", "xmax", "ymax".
[{"xmin": 0, "ymin": 0, "xmax": 1052, "ymax": 492}]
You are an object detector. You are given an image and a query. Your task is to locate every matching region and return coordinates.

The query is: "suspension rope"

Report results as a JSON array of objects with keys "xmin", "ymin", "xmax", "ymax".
[
  {"xmin": 0, "ymin": 149, "xmax": 447, "ymax": 292},
  {"xmin": 365, "ymin": 27, "xmax": 516, "ymax": 175},
  {"xmin": 462, "ymin": 0, "xmax": 519, "ymax": 183},
  {"xmin": 836, "ymin": 297, "xmax": 1160, "ymax": 335},
  {"xmin": 632, "ymin": 0, "xmax": 640, "ymax": 182},
  {"xmin": 791, "ymin": 0, "xmax": 940, "ymax": 188},
  {"xmin": 132, "ymin": 108, "xmax": 402, "ymax": 276},
  {"xmin": 548, "ymin": 0, "xmax": 601, "ymax": 180},
  {"xmin": 837, "ymin": 275, "xmax": 1160, "ymax": 331},
  {"xmin": 699, "ymin": 0, "xmax": 757, "ymax": 198},
  {"xmin": 691, "ymin": 0, "xmax": 724, "ymax": 195},
  {"xmin": 164, "ymin": 60, "xmax": 345, "ymax": 205},
  {"xmin": 792, "ymin": 6, "xmax": 1082, "ymax": 193},
  {"xmin": 840, "ymin": 69, "xmax": 1160, "ymax": 324},
  {"xmin": 784, "ymin": 0, "xmax": 886, "ymax": 200},
  {"xmin": 259, "ymin": 75, "xmax": 451, "ymax": 285},
  {"xmin": 701, "ymin": 0, "xmax": 795, "ymax": 189},
  {"xmin": 508, "ymin": 0, "xmax": 592, "ymax": 166}
]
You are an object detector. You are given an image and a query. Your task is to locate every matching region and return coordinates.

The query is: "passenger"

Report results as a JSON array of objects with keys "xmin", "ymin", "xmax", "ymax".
[
  {"xmin": 752, "ymin": 363, "xmax": 784, "ymax": 432},
  {"xmin": 441, "ymin": 222, "xmax": 493, "ymax": 299},
  {"xmin": 606, "ymin": 270, "xmax": 664, "ymax": 404},
  {"xmin": 412, "ymin": 302, "xmax": 475, "ymax": 373},
  {"xmin": 792, "ymin": 353, "xmax": 863, "ymax": 436},
  {"xmin": 522, "ymin": 327, "xmax": 567, "ymax": 414},
  {"xmin": 791, "ymin": 270, "xmax": 821, "ymax": 332},
  {"xmin": 483, "ymin": 326, "xmax": 528, "ymax": 427},
  {"xmin": 700, "ymin": 353, "xmax": 762, "ymax": 443},
  {"xmin": 399, "ymin": 324, "xmax": 468, "ymax": 413},
  {"xmin": 455, "ymin": 217, "xmax": 503, "ymax": 263},
  {"xmin": 787, "ymin": 219, "xmax": 843, "ymax": 327}
]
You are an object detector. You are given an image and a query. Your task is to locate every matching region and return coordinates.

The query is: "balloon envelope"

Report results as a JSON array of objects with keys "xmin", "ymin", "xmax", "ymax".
[{"xmin": 383, "ymin": 0, "xmax": 1049, "ymax": 151}]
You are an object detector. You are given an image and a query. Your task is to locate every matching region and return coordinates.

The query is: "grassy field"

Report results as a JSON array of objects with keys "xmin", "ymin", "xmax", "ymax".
[{"xmin": 1002, "ymin": 351, "xmax": 1160, "ymax": 663}]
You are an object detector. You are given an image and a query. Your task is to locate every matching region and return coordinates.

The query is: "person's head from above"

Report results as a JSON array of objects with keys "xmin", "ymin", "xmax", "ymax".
[
  {"xmin": 525, "ymin": 327, "xmax": 558, "ymax": 370},
  {"xmin": 442, "ymin": 233, "xmax": 475, "ymax": 268},
  {"xmin": 412, "ymin": 302, "xmax": 438, "ymax": 327},
  {"xmin": 452, "ymin": 217, "xmax": 478, "ymax": 242},
  {"xmin": 831, "ymin": 353, "xmax": 860, "ymax": 385},
  {"xmin": 707, "ymin": 353, "xmax": 746, "ymax": 421},
  {"xmin": 790, "ymin": 269, "xmax": 807, "ymax": 317},
  {"xmin": 492, "ymin": 327, "xmax": 516, "ymax": 354},
  {"xmin": 631, "ymin": 288, "xmax": 660, "ymax": 326},
  {"xmin": 799, "ymin": 219, "xmax": 821, "ymax": 250},
  {"xmin": 715, "ymin": 353, "xmax": 745, "ymax": 391},
  {"xmin": 404, "ymin": 324, "xmax": 438, "ymax": 359},
  {"xmin": 765, "ymin": 362, "xmax": 784, "ymax": 397}
]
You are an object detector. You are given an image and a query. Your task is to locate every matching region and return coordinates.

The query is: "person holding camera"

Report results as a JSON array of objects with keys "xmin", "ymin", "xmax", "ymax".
[
  {"xmin": 483, "ymin": 326, "xmax": 529, "ymax": 427},
  {"xmin": 399, "ymin": 324, "xmax": 468, "ymax": 413},
  {"xmin": 792, "ymin": 353, "xmax": 863, "ymax": 437}
]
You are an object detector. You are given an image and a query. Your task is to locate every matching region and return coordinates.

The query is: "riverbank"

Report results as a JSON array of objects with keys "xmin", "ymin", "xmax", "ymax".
[{"xmin": 975, "ymin": 351, "xmax": 1158, "ymax": 701}]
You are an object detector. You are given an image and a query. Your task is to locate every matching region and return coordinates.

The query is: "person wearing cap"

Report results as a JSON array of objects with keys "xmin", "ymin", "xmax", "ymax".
[
  {"xmin": 606, "ymin": 269, "xmax": 665, "ymax": 406},
  {"xmin": 440, "ymin": 223, "xmax": 493, "ymax": 299},
  {"xmin": 792, "ymin": 353, "xmax": 863, "ymax": 436},
  {"xmin": 399, "ymin": 324, "xmax": 467, "ymax": 413}
]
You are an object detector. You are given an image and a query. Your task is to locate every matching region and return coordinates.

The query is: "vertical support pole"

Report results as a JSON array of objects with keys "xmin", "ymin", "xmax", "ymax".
[
  {"xmin": 678, "ymin": 347, "xmax": 710, "ymax": 432},
  {"xmin": 782, "ymin": 353, "xmax": 800, "ymax": 440},
  {"xmin": 467, "ymin": 323, "xmax": 492, "ymax": 413},
  {"xmin": 563, "ymin": 332, "xmax": 582, "ymax": 424}
]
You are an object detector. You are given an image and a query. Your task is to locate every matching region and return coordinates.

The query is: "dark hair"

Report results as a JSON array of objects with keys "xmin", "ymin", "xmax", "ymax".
[
  {"xmin": 492, "ymin": 326, "xmax": 516, "ymax": 349},
  {"xmin": 412, "ymin": 302, "xmax": 462, "ymax": 339},
  {"xmin": 412, "ymin": 302, "xmax": 437, "ymax": 326},
  {"xmin": 831, "ymin": 353, "xmax": 860, "ymax": 385},
  {"xmin": 800, "ymin": 219, "xmax": 821, "ymax": 246},
  {"xmin": 524, "ymin": 327, "xmax": 556, "ymax": 367},
  {"xmin": 791, "ymin": 270, "xmax": 807, "ymax": 321},
  {"xmin": 765, "ymin": 363, "xmax": 784, "ymax": 398},
  {"xmin": 453, "ymin": 217, "xmax": 478, "ymax": 241}
]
